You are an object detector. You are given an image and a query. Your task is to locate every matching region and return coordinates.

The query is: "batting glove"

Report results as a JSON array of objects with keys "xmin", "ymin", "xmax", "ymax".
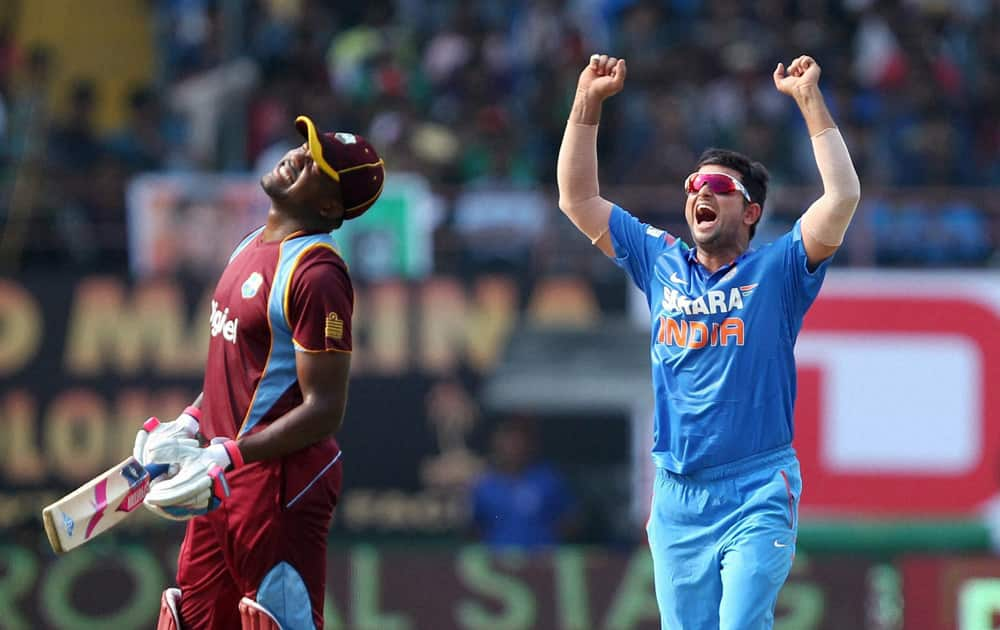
[
  {"xmin": 144, "ymin": 439, "xmax": 244, "ymax": 521},
  {"xmin": 133, "ymin": 407, "xmax": 202, "ymax": 476}
]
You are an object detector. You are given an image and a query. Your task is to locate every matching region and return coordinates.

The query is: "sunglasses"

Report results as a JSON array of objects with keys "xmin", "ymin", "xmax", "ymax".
[{"xmin": 684, "ymin": 172, "xmax": 752, "ymax": 203}]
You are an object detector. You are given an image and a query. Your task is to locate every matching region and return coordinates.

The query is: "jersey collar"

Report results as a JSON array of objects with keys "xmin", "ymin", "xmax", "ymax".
[
  {"xmin": 684, "ymin": 247, "xmax": 755, "ymax": 277},
  {"xmin": 686, "ymin": 246, "xmax": 755, "ymax": 271}
]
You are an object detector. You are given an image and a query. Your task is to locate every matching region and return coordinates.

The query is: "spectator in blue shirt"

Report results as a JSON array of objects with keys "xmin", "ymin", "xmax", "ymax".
[{"xmin": 471, "ymin": 416, "xmax": 577, "ymax": 550}]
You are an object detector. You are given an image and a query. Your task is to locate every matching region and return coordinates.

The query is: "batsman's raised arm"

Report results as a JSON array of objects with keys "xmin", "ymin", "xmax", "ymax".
[
  {"xmin": 774, "ymin": 55, "xmax": 861, "ymax": 267},
  {"xmin": 557, "ymin": 54, "xmax": 627, "ymax": 257}
]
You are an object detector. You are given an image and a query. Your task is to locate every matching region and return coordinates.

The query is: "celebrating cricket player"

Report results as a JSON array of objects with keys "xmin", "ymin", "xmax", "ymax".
[
  {"xmin": 133, "ymin": 116, "xmax": 384, "ymax": 629},
  {"xmin": 557, "ymin": 54, "xmax": 860, "ymax": 629}
]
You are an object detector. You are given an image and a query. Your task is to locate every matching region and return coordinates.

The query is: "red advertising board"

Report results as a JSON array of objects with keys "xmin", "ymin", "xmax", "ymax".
[
  {"xmin": 794, "ymin": 272, "xmax": 1000, "ymax": 517},
  {"xmin": 902, "ymin": 556, "xmax": 1000, "ymax": 630}
]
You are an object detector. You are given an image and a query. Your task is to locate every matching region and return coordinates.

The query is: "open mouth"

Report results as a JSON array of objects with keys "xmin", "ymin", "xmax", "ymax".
[
  {"xmin": 276, "ymin": 160, "xmax": 301, "ymax": 186},
  {"xmin": 695, "ymin": 202, "xmax": 718, "ymax": 226}
]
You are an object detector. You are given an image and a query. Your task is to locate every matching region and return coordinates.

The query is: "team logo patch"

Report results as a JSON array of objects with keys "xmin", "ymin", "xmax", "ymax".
[
  {"xmin": 334, "ymin": 132, "xmax": 358, "ymax": 145},
  {"xmin": 325, "ymin": 312, "xmax": 344, "ymax": 340},
  {"xmin": 242, "ymin": 272, "xmax": 263, "ymax": 298},
  {"xmin": 646, "ymin": 225, "xmax": 675, "ymax": 245}
]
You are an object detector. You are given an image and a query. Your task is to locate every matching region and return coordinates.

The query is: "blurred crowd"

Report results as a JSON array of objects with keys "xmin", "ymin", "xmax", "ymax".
[{"xmin": 0, "ymin": 0, "xmax": 998, "ymax": 273}]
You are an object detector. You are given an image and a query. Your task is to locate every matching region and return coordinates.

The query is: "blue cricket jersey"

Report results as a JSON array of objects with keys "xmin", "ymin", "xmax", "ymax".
[{"xmin": 609, "ymin": 205, "xmax": 831, "ymax": 473}]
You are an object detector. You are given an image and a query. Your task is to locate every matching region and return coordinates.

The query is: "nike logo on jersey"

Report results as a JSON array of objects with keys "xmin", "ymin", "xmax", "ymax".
[
  {"xmin": 773, "ymin": 540, "xmax": 790, "ymax": 548},
  {"xmin": 210, "ymin": 300, "xmax": 239, "ymax": 344},
  {"xmin": 669, "ymin": 272, "xmax": 686, "ymax": 285}
]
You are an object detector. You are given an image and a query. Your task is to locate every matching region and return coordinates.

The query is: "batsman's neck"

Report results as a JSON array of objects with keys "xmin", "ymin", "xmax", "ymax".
[{"xmin": 261, "ymin": 206, "xmax": 329, "ymax": 242}]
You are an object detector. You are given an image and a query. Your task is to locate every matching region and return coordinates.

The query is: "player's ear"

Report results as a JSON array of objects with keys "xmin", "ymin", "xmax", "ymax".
[
  {"xmin": 317, "ymin": 200, "xmax": 340, "ymax": 222},
  {"xmin": 743, "ymin": 202, "xmax": 762, "ymax": 227},
  {"xmin": 318, "ymin": 178, "xmax": 345, "ymax": 225},
  {"xmin": 317, "ymin": 201, "xmax": 345, "ymax": 230}
]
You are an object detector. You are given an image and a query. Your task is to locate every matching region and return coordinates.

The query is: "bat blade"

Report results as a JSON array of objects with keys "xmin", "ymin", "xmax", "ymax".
[{"xmin": 42, "ymin": 457, "xmax": 160, "ymax": 554}]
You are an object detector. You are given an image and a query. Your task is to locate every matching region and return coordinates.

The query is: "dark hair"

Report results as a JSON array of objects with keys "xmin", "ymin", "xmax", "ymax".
[{"xmin": 695, "ymin": 148, "xmax": 769, "ymax": 240}]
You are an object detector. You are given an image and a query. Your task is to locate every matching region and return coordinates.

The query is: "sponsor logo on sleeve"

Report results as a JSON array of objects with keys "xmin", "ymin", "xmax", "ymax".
[
  {"xmin": 325, "ymin": 312, "xmax": 344, "ymax": 340},
  {"xmin": 646, "ymin": 226, "xmax": 675, "ymax": 245}
]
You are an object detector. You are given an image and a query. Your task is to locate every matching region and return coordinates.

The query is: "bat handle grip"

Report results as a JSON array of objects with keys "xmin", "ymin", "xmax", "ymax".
[{"xmin": 146, "ymin": 463, "xmax": 169, "ymax": 479}]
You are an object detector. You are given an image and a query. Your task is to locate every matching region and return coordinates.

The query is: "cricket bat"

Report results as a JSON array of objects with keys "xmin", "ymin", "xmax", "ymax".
[{"xmin": 42, "ymin": 459, "xmax": 168, "ymax": 554}]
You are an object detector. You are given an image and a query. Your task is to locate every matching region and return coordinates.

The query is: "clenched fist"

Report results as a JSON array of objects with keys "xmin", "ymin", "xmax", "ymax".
[
  {"xmin": 577, "ymin": 53, "xmax": 627, "ymax": 102},
  {"xmin": 773, "ymin": 55, "xmax": 821, "ymax": 96}
]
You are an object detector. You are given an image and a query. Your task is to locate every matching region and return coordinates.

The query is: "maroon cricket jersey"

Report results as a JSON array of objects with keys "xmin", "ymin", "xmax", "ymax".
[{"xmin": 201, "ymin": 226, "xmax": 352, "ymax": 462}]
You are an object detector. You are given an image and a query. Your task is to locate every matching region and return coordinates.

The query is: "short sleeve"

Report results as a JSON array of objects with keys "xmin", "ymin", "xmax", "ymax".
[
  {"xmin": 780, "ymin": 219, "xmax": 832, "ymax": 319},
  {"xmin": 287, "ymin": 249, "xmax": 353, "ymax": 352},
  {"xmin": 607, "ymin": 205, "xmax": 678, "ymax": 294}
]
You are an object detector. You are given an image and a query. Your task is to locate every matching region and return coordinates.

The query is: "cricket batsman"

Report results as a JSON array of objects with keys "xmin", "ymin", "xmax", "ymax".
[
  {"xmin": 132, "ymin": 115, "xmax": 384, "ymax": 629},
  {"xmin": 556, "ymin": 54, "xmax": 860, "ymax": 629}
]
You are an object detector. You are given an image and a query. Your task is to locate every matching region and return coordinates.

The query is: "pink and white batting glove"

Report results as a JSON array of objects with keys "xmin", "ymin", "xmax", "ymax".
[
  {"xmin": 132, "ymin": 406, "xmax": 202, "ymax": 476},
  {"xmin": 143, "ymin": 439, "xmax": 244, "ymax": 521}
]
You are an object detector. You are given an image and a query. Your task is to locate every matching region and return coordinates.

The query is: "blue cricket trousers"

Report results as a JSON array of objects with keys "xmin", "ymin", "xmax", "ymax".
[{"xmin": 646, "ymin": 446, "xmax": 801, "ymax": 630}]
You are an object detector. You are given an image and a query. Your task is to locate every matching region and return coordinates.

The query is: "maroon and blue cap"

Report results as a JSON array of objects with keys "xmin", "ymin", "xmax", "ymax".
[{"xmin": 295, "ymin": 115, "xmax": 385, "ymax": 220}]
